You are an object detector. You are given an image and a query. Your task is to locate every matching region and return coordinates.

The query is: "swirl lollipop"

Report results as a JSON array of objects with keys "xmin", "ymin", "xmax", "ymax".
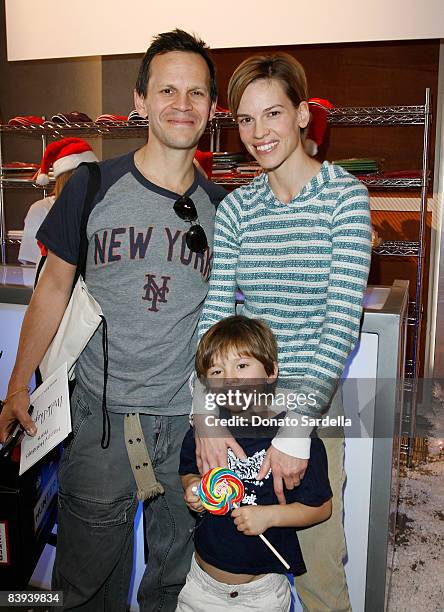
[
  {"xmin": 194, "ymin": 466, "xmax": 290, "ymax": 570},
  {"xmin": 198, "ymin": 467, "xmax": 244, "ymax": 515}
]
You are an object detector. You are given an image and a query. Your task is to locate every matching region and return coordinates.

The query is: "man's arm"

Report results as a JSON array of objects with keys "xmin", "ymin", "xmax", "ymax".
[
  {"xmin": 192, "ymin": 375, "xmax": 247, "ymax": 475},
  {"xmin": 0, "ymin": 251, "xmax": 76, "ymax": 441},
  {"xmin": 231, "ymin": 499, "xmax": 332, "ymax": 536}
]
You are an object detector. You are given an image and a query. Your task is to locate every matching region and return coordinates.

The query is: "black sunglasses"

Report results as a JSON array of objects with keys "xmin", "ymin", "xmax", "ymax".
[{"xmin": 173, "ymin": 196, "xmax": 208, "ymax": 254}]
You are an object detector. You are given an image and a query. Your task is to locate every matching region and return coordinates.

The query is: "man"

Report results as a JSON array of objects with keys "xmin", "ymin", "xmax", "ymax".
[{"xmin": 0, "ymin": 29, "xmax": 225, "ymax": 611}]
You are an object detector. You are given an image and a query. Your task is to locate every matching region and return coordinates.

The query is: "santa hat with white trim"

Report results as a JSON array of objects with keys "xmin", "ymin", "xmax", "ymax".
[
  {"xmin": 36, "ymin": 137, "xmax": 98, "ymax": 186},
  {"xmin": 303, "ymin": 98, "xmax": 335, "ymax": 157}
]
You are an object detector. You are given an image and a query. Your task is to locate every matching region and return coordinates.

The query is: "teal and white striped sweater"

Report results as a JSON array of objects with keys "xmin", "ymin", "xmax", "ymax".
[{"xmin": 198, "ymin": 161, "xmax": 372, "ymax": 416}]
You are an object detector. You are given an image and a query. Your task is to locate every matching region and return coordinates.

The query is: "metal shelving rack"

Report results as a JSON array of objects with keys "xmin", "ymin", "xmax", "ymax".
[
  {"xmin": 0, "ymin": 120, "xmax": 151, "ymax": 255},
  {"xmin": 327, "ymin": 95, "xmax": 431, "ymax": 397}
]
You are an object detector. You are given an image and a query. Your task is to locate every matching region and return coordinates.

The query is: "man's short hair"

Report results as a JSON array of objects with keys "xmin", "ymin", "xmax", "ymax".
[
  {"xmin": 196, "ymin": 315, "xmax": 278, "ymax": 378},
  {"xmin": 135, "ymin": 28, "xmax": 217, "ymax": 102}
]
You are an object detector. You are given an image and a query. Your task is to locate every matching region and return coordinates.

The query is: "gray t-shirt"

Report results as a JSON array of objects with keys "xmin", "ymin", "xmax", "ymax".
[{"xmin": 37, "ymin": 152, "xmax": 226, "ymax": 414}]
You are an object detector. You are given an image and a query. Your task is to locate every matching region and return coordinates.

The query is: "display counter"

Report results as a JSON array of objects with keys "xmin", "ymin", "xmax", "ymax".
[
  {"xmin": 0, "ymin": 265, "xmax": 35, "ymax": 399},
  {"xmin": 0, "ymin": 264, "xmax": 35, "ymax": 304},
  {"xmin": 341, "ymin": 279, "xmax": 408, "ymax": 612},
  {"xmin": 0, "ymin": 274, "xmax": 408, "ymax": 611}
]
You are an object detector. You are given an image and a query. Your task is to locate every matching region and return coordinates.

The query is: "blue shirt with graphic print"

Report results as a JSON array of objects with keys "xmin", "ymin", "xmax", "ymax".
[{"xmin": 179, "ymin": 430, "xmax": 332, "ymax": 576}]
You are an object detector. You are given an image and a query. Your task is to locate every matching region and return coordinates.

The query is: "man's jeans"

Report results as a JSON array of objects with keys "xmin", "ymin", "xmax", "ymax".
[{"xmin": 53, "ymin": 383, "xmax": 195, "ymax": 611}]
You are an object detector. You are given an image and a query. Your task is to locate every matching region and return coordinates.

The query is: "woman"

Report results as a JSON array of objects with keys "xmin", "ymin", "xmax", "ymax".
[
  {"xmin": 197, "ymin": 54, "xmax": 372, "ymax": 611},
  {"xmin": 19, "ymin": 137, "xmax": 98, "ymax": 266}
]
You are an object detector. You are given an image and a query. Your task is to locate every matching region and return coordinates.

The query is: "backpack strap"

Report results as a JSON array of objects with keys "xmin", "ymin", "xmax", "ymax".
[
  {"xmin": 75, "ymin": 162, "xmax": 101, "ymax": 285},
  {"xmin": 73, "ymin": 162, "xmax": 110, "ymax": 449}
]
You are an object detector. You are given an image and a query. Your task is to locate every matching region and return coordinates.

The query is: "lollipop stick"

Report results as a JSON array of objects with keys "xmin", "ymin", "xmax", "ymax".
[
  {"xmin": 258, "ymin": 534, "xmax": 290, "ymax": 570},
  {"xmin": 232, "ymin": 503, "xmax": 290, "ymax": 571}
]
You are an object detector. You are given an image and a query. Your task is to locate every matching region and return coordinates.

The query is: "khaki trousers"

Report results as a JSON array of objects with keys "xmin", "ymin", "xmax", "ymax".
[
  {"xmin": 176, "ymin": 555, "xmax": 291, "ymax": 611},
  {"xmin": 295, "ymin": 433, "xmax": 352, "ymax": 612}
]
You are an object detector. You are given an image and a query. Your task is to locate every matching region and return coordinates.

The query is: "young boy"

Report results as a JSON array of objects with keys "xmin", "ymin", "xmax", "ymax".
[{"xmin": 177, "ymin": 315, "xmax": 332, "ymax": 611}]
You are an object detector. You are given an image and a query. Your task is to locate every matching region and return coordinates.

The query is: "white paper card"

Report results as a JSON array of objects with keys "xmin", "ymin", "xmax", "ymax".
[{"xmin": 19, "ymin": 362, "xmax": 71, "ymax": 475}]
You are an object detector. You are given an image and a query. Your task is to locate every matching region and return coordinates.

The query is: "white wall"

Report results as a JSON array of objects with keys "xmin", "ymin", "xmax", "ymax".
[{"xmin": 5, "ymin": 0, "xmax": 444, "ymax": 61}]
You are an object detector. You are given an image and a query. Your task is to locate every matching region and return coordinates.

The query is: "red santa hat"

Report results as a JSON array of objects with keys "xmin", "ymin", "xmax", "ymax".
[
  {"xmin": 194, "ymin": 149, "xmax": 213, "ymax": 178},
  {"xmin": 36, "ymin": 137, "xmax": 98, "ymax": 186},
  {"xmin": 304, "ymin": 98, "xmax": 335, "ymax": 157}
]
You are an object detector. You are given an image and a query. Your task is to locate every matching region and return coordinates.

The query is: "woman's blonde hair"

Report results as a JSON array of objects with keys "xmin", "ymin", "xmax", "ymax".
[
  {"xmin": 228, "ymin": 52, "xmax": 308, "ymax": 120},
  {"xmin": 53, "ymin": 169, "xmax": 74, "ymax": 198}
]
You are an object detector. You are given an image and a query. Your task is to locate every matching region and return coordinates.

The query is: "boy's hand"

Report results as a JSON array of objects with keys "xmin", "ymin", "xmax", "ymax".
[
  {"xmin": 184, "ymin": 480, "xmax": 204, "ymax": 513},
  {"xmin": 231, "ymin": 505, "xmax": 273, "ymax": 536}
]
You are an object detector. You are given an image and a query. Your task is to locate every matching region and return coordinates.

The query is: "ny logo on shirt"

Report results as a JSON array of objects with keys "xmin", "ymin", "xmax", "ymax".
[{"xmin": 142, "ymin": 274, "xmax": 171, "ymax": 312}]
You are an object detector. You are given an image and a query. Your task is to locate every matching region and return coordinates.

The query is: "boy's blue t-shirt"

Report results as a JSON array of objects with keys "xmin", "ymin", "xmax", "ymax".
[{"xmin": 179, "ymin": 431, "xmax": 332, "ymax": 576}]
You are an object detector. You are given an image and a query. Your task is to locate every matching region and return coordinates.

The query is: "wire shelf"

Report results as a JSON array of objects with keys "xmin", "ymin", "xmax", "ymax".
[
  {"xmin": 327, "ymin": 105, "xmax": 427, "ymax": 126},
  {"xmin": 403, "ymin": 378, "xmax": 414, "ymax": 392},
  {"xmin": 214, "ymin": 175, "xmax": 425, "ymax": 190},
  {"xmin": 0, "ymin": 102, "xmax": 427, "ymax": 140},
  {"xmin": 0, "ymin": 177, "xmax": 54, "ymax": 190},
  {"xmin": 373, "ymin": 240, "xmax": 420, "ymax": 257},
  {"xmin": 1, "ymin": 172, "xmax": 424, "ymax": 191},
  {"xmin": 404, "ymin": 360, "xmax": 415, "ymax": 379},
  {"xmin": 209, "ymin": 105, "xmax": 428, "ymax": 129},
  {"xmin": 0, "ymin": 121, "xmax": 149, "ymax": 140},
  {"xmin": 214, "ymin": 176, "xmax": 256, "ymax": 186},
  {"xmin": 359, "ymin": 176, "xmax": 423, "ymax": 188}
]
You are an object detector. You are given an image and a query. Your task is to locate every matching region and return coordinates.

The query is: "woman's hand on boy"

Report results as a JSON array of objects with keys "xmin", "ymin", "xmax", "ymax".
[
  {"xmin": 231, "ymin": 505, "xmax": 273, "ymax": 536},
  {"xmin": 257, "ymin": 446, "xmax": 308, "ymax": 505}
]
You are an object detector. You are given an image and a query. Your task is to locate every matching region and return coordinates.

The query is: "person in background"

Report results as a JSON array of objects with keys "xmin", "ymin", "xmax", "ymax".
[
  {"xmin": 178, "ymin": 315, "xmax": 332, "ymax": 612},
  {"xmin": 18, "ymin": 137, "xmax": 98, "ymax": 265},
  {"xmin": 197, "ymin": 53, "xmax": 372, "ymax": 611},
  {"xmin": 0, "ymin": 30, "xmax": 225, "ymax": 611}
]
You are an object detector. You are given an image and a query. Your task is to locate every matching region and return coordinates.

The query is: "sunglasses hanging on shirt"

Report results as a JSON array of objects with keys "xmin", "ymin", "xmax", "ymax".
[{"xmin": 173, "ymin": 196, "xmax": 208, "ymax": 254}]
